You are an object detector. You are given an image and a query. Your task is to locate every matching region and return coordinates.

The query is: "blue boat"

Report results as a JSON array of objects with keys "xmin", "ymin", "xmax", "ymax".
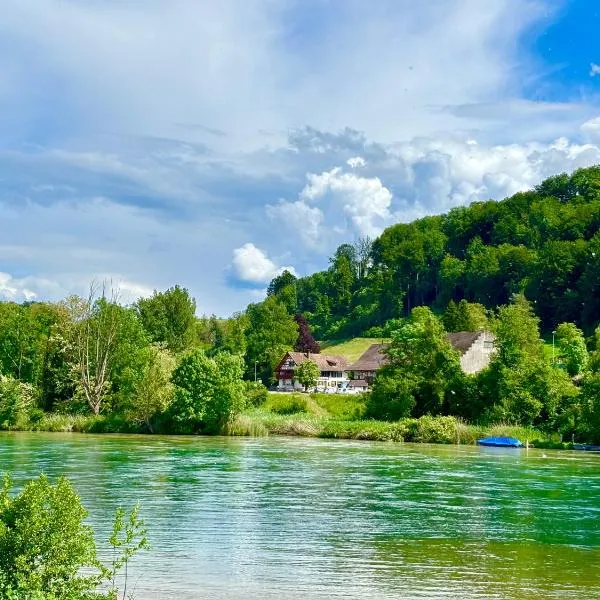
[{"xmin": 477, "ymin": 436, "xmax": 523, "ymax": 448}]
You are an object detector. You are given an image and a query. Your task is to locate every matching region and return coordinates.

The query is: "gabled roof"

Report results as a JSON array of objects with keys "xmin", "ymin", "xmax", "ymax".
[
  {"xmin": 349, "ymin": 332, "xmax": 494, "ymax": 372},
  {"xmin": 348, "ymin": 344, "xmax": 390, "ymax": 371},
  {"xmin": 285, "ymin": 352, "xmax": 349, "ymax": 371},
  {"xmin": 447, "ymin": 331, "xmax": 487, "ymax": 354},
  {"xmin": 348, "ymin": 379, "xmax": 369, "ymax": 388}
]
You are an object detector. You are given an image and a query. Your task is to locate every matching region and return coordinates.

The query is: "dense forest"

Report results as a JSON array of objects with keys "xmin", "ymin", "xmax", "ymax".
[{"xmin": 1, "ymin": 166, "xmax": 600, "ymax": 442}]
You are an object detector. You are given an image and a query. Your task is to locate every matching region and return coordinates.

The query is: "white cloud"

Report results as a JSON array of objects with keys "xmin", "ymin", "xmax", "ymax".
[
  {"xmin": 266, "ymin": 200, "xmax": 325, "ymax": 248},
  {"xmin": 590, "ymin": 63, "xmax": 600, "ymax": 77},
  {"xmin": 231, "ymin": 243, "xmax": 296, "ymax": 285},
  {"xmin": 301, "ymin": 168, "xmax": 394, "ymax": 237},
  {"xmin": 0, "ymin": 272, "xmax": 38, "ymax": 301},
  {"xmin": 347, "ymin": 156, "xmax": 366, "ymax": 168}
]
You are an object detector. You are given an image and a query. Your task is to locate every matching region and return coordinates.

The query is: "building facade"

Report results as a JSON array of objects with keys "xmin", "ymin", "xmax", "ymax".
[
  {"xmin": 349, "ymin": 331, "xmax": 496, "ymax": 388},
  {"xmin": 276, "ymin": 352, "xmax": 349, "ymax": 391}
]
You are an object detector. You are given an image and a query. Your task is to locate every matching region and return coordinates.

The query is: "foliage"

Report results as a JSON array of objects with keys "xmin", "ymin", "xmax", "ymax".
[
  {"xmin": 554, "ymin": 322, "xmax": 588, "ymax": 375},
  {"xmin": 484, "ymin": 295, "xmax": 580, "ymax": 429},
  {"xmin": 107, "ymin": 504, "xmax": 149, "ymax": 600},
  {"xmin": 244, "ymin": 381, "xmax": 268, "ymax": 407},
  {"xmin": 294, "ymin": 314, "xmax": 320, "ymax": 353},
  {"xmin": 279, "ymin": 166, "xmax": 600, "ymax": 339},
  {"xmin": 369, "ymin": 307, "xmax": 462, "ymax": 419},
  {"xmin": 443, "ymin": 299, "xmax": 489, "ymax": 332},
  {"xmin": 170, "ymin": 350, "xmax": 246, "ymax": 433},
  {"xmin": 267, "ymin": 270, "xmax": 298, "ymax": 314},
  {"xmin": 126, "ymin": 345, "xmax": 176, "ymax": 432},
  {"xmin": 136, "ymin": 285, "xmax": 197, "ymax": 353},
  {"xmin": 208, "ymin": 313, "xmax": 248, "ymax": 357},
  {"xmin": 0, "ymin": 474, "xmax": 147, "ymax": 600},
  {"xmin": 0, "ymin": 375, "xmax": 34, "ymax": 430},
  {"xmin": 244, "ymin": 296, "xmax": 298, "ymax": 384},
  {"xmin": 580, "ymin": 373, "xmax": 600, "ymax": 443},
  {"xmin": 295, "ymin": 359, "xmax": 320, "ymax": 391}
]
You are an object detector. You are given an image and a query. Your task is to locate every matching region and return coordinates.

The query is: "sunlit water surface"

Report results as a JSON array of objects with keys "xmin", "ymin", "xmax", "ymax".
[{"xmin": 1, "ymin": 433, "xmax": 599, "ymax": 599}]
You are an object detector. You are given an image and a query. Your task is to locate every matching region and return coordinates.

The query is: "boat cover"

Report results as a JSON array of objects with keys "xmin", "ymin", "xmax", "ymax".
[{"xmin": 477, "ymin": 436, "xmax": 523, "ymax": 447}]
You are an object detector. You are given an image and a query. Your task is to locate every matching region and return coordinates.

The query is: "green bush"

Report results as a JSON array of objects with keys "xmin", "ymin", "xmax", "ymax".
[
  {"xmin": 244, "ymin": 381, "xmax": 268, "ymax": 407},
  {"xmin": 0, "ymin": 474, "xmax": 148, "ymax": 600},
  {"xmin": 402, "ymin": 415, "xmax": 458, "ymax": 444},
  {"xmin": 170, "ymin": 350, "xmax": 246, "ymax": 433},
  {"xmin": 264, "ymin": 394, "xmax": 308, "ymax": 415},
  {"xmin": 0, "ymin": 375, "xmax": 34, "ymax": 430}
]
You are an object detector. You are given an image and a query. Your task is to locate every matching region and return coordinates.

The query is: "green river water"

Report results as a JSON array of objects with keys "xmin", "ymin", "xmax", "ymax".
[{"xmin": 1, "ymin": 432, "xmax": 599, "ymax": 599}]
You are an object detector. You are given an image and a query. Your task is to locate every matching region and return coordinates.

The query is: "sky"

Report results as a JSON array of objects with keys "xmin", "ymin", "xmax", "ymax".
[{"xmin": 1, "ymin": 0, "xmax": 599, "ymax": 315}]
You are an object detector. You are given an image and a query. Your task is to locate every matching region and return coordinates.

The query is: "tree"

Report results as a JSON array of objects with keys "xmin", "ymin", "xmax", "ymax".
[
  {"xmin": 127, "ymin": 345, "xmax": 176, "ymax": 432},
  {"xmin": 581, "ymin": 373, "xmax": 600, "ymax": 443},
  {"xmin": 244, "ymin": 296, "xmax": 298, "ymax": 384},
  {"xmin": 354, "ymin": 236, "xmax": 373, "ymax": 279},
  {"xmin": 294, "ymin": 314, "xmax": 320, "ymax": 353},
  {"xmin": 136, "ymin": 285, "xmax": 197, "ymax": 353},
  {"xmin": 0, "ymin": 474, "xmax": 147, "ymax": 600},
  {"xmin": 170, "ymin": 350, "xmax": 246, "ymax": 433},
  {"xmin": 209, "ymin": 313, "xmax": 248, "ymax": 357},
  {"xmin": 366, "ymin": 373, "xmax": 417, "ymax": 420},
  {"xmin": 295, "ymin": 359, "xmax": 320, "ymax": 391},
  {"xmin": 69, "ymin": 285, "xmax": 122, "ymax": 415},
  {"xmin": 69, "ymin": 285, "xmax": 150, "ymax": 415},
  {"xmin": 483, "ymin": 295, "xmax": 577, "ymax": 427},
  {"xmin": 555, "ymin": 322, "xmax": 589, "ymax": 376},
  {"xmin": 443, "ymin": 299, "xmax": 488, "ymax": 332},
  {"xmin": 0, "ymin": 375, "xmax": 34, "ymax": 430},
  {"xmin": 370, "ymin": 307, "xmax": 461, "ymax": 418},
  {"xmin": 267, "ymin": 270, "xmax": 298, "ymax": 313}
]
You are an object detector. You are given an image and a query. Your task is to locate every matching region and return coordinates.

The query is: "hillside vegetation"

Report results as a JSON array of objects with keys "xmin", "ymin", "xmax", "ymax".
[{"xmin": 267, "ymin": 166, "xmax": 600, "ymax": 340}]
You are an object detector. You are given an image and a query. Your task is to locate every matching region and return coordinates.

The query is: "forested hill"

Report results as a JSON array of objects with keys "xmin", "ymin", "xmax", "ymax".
[{"xmin": 267, "ymin": 166, "xmax": 600, "ymax": 339}]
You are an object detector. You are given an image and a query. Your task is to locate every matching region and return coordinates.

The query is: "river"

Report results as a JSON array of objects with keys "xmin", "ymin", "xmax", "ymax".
[{"xmin": 1, "ymin": 432, "xmax": 599, "ymax": 599}]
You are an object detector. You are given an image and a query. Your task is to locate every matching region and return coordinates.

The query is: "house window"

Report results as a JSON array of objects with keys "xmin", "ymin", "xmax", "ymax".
[{"xmin": 483, "ymin": 341, "xmax": 494, "ymax": 349}]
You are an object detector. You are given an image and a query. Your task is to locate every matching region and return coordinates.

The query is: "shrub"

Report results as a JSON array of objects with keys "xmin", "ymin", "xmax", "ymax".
[
  {"xmin": 402, "ymin": 415, "xmax": 458, "ymax": 444},
  {"xmin": 265, "ymin": 394, "xmax": 308, "ymax": 415},
  {"xmin": 170, "ymin": 350, "xmax": 246, "ymax": 433},
  {"xmin": 0, "ymin": 474, "xmax": 148, "ymax": 600},
  {"xmin": 244, "ymin": 381, "xmax": 268, "ymax": 407},
  {"xmin": 0, "ymin": 375, "xmax": 34, "ymax": 430}
]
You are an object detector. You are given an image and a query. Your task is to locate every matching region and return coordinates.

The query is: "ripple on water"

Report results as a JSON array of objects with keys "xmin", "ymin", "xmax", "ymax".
[{"xmin": 1, "ymin": 433, "xmax": 600, "ymax": 599}]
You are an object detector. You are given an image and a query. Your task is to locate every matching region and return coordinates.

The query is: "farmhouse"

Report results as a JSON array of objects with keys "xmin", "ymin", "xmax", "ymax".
[
  {"xmin": 347, "ymin": 343, "xmax": 390, "ymax": 385},
  {"xmin": 349, "ymin": 331, "xmax": 496, "ymax": 386},
  {"xmin": 276, "ymin": 351, "xmax": 349, "ymax": 391}
]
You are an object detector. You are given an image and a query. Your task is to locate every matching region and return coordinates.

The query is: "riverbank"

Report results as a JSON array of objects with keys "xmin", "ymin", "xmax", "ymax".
[{"xmin": 6, "ymin": 392, "xmax": 571, "ymax": 449}]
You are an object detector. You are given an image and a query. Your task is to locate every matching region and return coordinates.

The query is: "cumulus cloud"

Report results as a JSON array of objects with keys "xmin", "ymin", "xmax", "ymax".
[
  {"xmin": 231, "ymin": 243, "xmax": 296, "ymax": 285},
  {"xmin": 264, "ymin": 121, "xmax": 600, "ymax": 252},
  {"xmin": 266, "ymin": 200, "xmax": 325, "ymax": 248},
  {"xmin": 347, "ymin": 156, "xmax": 366, "ymax": 168},
  {"xmin": 0, "ymin": 272, "xmax": 37, "ymax": 301},
  {"xmin": 590, "ymin": 63, "xmax": 600, "ymax": 77}
]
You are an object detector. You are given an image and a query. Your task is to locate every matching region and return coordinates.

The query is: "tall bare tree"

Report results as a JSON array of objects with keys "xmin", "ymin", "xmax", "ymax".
[
  {"xmin": 355, "ymin": 236, "xmax": 373, "ymax": 279},
  {"xmin": 71, "ymin": 282, "xmax": 121, "ymax": 414}
]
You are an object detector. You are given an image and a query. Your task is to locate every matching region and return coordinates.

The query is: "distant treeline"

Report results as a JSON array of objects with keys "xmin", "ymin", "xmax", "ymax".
[{"xmin": 1, "ymin": 167, "xmax": 600, "ymax": 441}]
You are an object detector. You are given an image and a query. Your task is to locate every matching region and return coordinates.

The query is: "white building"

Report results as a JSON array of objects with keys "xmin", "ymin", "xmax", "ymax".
[{"xmin": 276, "ymin": 352, "xmax": 349, "ymax": 392}]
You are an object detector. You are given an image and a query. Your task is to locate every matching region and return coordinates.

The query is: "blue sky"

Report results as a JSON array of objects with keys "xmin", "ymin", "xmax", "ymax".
[{"xmin": 1, "ymin": 0, "xmax": 599, "ymax": 315}]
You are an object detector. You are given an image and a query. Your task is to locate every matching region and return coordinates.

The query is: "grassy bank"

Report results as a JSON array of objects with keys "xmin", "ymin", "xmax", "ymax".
[{"xmin": 4, "ymin": 392, "xmax": 569, "ymax": 449}]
